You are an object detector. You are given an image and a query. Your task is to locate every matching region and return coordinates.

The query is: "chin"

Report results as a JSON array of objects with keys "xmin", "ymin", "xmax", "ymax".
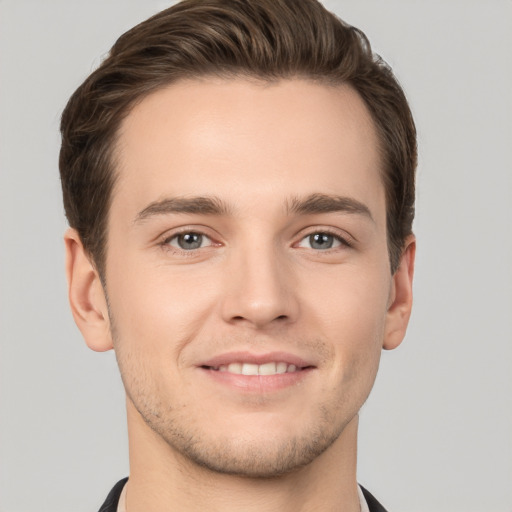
[
  {"xmin": 143, "ymin": 403, "xmax": 355, "ymax": 478},
  {"xmin": 167, "ymin": 431, "xmax": 341, "ymax": 478}
]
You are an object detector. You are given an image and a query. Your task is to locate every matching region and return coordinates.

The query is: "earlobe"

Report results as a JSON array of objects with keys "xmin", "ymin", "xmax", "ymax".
[
  {"xmin": 64, "ymin": 228, "xmax": 113, "ymax": 352},
  {"xmin": 383, "ymin": 235, "xmax": 416, "ymax": 350}
]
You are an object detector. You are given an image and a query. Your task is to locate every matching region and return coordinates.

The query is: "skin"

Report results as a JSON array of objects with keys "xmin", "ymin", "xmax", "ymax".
[{"xmin": 65, "ymin": 78, "xmax": 415, "ymax": 512}]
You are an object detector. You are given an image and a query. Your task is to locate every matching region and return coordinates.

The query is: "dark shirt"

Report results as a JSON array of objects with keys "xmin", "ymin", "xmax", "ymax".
[{"xmin": 98, "ymin": 477, "xmax": 389, "ymax": 512}]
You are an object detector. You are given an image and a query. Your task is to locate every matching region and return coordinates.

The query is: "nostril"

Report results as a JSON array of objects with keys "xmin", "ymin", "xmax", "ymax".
[{"xmin": 229, "ymin": 314, "xmax": 288, "ymax": 324}]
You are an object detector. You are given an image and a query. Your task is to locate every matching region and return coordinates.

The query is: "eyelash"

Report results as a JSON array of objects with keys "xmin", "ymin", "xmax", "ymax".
[
  {"xmin": 296, "ymin": 229, "xmax": 353, "ymax": 250},
  {"xmin": 159, "ymin": 229, "xmax": 216, "ymax": 255},
  {"xmin": 158, "ymin": 227, "xmax": 353, "ymax": 255}
]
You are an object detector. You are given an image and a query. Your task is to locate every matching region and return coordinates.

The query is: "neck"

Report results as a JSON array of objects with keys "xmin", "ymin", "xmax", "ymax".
[{"xmin": 125, "ymin": 400, "xmax": 360, "ymax": 512}]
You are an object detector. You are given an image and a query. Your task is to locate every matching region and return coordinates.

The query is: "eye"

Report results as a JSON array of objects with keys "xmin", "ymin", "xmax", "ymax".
[
  {"xmin": 297, "ymin": 232, "xmax": 346, "ymax": 250},
  {"xmin": 166, "ymin": 232, "xmax": 212, "ymax": 250}
]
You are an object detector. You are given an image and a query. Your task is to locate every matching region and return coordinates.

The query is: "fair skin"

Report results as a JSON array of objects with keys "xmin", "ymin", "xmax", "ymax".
[{"xmin": 65, "ymin": 78, "xmax": 415, "ymax": 512}]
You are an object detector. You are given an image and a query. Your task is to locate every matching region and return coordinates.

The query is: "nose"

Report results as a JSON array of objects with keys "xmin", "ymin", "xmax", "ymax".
[{"xmin": 220, "ymin": 243, "xmax": 299, "ymax": 329}]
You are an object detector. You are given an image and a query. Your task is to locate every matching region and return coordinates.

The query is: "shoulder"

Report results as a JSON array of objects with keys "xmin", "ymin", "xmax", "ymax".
[{"xmin": 97, "ymin": 478, "xmax": 128, "ymax": 512}]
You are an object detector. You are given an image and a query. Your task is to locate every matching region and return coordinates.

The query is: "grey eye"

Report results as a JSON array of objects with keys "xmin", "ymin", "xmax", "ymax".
[
  {"xmin": 298, "ymin": 232, "xmax": 343, "ymax": 250},
  {"xmin": 309, "ymin": 233, "xmax": 335, "ymax": 249},
  {"xmin": 169, "ymin": 232, "xmax": 209, "ymax": 250}
]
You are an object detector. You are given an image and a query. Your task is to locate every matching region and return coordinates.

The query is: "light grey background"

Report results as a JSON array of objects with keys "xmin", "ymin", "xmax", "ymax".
[{"xmin": 1, "ymin": 1, "xmax": 511, "ymax": 511}]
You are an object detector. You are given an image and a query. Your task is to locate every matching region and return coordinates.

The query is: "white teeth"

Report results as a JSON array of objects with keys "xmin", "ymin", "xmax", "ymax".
[
  {"xmin": 258, "ymin": 362, "xmax": 277, "ymax": 375},
  {"xmin": 276, "ymin": 362, "xmax": 288, "ymax": 374},
  {"xmin": 214, "ymin": 362, "xmax": 300, "ymax": 375},
  {"xmin": 242, "ymin": 363, "xmax": 259, "ymax": 375},
  {"xmin": 227, "ymin": 362, "xmax": 242, "ymax": 374}
]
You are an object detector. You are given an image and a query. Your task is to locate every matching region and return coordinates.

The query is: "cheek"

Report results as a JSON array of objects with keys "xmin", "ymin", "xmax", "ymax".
[
  {"xmin": 310, "ymin": 261, "xmax": 390, "ymax": 338},
  {"xmin": 106, "ymin": 261, "xmax": 221, "ymax": 357},
  {"xmin": 316, "ymin": 298, "xmax": 385, "ymax": 423},
  {"xmin": 106, "ymin": 267, "xmax": 217, "ymax": 411},
  {"xmin": 309, "ymin": 263, "xmax": 390, "ymax": 383}
]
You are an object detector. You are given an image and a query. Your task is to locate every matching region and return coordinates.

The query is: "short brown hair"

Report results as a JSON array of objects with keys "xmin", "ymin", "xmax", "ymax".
[{"xmin": 59, "ymin": 0, "xmax": 416, "ymax": 278}]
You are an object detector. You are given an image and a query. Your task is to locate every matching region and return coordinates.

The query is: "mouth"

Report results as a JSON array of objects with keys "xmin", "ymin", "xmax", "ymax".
[
  {"xmin": 198, "ymin": 352, "xmax": 316, "ymax": 392},
  {"xmin": 202, "ymin": 361, "xmax": 308, "ymax": 376}
]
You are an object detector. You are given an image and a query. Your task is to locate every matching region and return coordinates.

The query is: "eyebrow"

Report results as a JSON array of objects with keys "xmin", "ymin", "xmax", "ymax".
[
  {"xmin": 135, "ymin": 196, "xmax": 230, "ymax": 223},
  {"xmin": 286, "ymin": 193, "xmax": 374, "ymax": 221},
  {"xmin": 134, "ymin": 192, "xmax": 373, "ymax": 223}
]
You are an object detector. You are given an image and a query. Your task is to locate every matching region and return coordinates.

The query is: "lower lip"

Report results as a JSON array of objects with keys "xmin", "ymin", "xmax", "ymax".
[{"xmin": 199, "ymin": 367, "xmax": 314, "ymax": 393}]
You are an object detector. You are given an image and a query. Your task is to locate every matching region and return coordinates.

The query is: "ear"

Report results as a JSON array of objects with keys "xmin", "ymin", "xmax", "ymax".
[
  {"xmin": 64, "ymin": 228, "xmax": 113, "ymax": 352},
  {"xmin": 383, "ymin": 235, "xmax": 416, "ymax": 350}
]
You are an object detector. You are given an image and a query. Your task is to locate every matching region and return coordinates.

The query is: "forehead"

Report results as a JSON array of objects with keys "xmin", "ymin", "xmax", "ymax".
[{"xmin": 113, "ymin": 78, "xmax": 384, "ymax": 219}]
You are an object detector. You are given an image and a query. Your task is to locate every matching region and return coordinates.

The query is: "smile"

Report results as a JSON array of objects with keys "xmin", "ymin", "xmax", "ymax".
[
  {"xmin": 198, "ymin": 352, "xmax": 315, "ymax": 392},
  {"xmin": 206, "ymin": 362, "xmax": 301, "ymax": 375}
]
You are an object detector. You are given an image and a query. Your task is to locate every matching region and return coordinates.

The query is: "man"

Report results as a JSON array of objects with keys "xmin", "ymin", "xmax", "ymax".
[{"xmin": 59, "ymin": 0, "xmax": 416, "ymax": 510}]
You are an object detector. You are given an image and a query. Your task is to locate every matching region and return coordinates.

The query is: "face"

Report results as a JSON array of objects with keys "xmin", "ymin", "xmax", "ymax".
[{"xmin": 94, "ymin": 78, "xmax": 410, "ymax": 477}]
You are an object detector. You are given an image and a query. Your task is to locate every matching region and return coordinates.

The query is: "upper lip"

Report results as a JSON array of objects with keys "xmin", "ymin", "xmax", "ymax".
[{"xmin": 199, "ymin": 351, "xmax": 316, "ymax": 369}]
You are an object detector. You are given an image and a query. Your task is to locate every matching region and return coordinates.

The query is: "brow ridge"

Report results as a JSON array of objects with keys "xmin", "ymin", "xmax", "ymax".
[
  {"xmin": 134, "ymin": 192, "xmax": 373, "ymax": 223},
  {"xmin": 286, "ymin": 193, "xmax": 373, "ymax": 221},
  {"xmin": 135, "ymin": 196, "xmax": 230, "ymax": 222}
]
